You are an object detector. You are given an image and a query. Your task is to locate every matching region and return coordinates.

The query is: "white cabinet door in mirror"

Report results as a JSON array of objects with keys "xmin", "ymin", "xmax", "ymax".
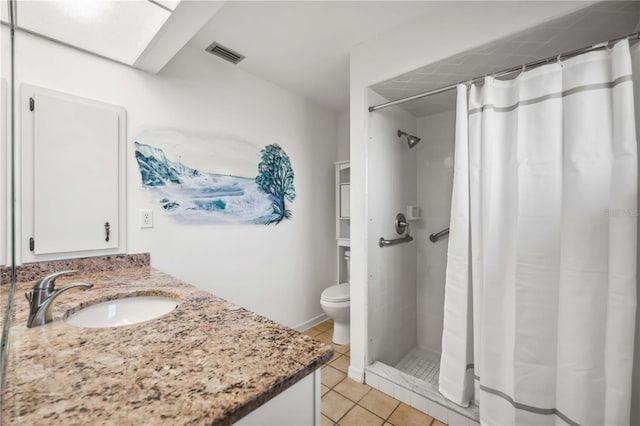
[
  {"xmin": 34, "ymin": 93, "xmax": 118, "ymax": 254},
  {"xmin": 21, "ymin": 85, "xmax": 126, "ymax": 261}
]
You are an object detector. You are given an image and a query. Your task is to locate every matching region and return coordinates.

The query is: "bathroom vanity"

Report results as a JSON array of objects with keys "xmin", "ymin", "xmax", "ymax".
[{"xmin": 1, "ymin": 260, "xmax": 332, "ymax": 425}]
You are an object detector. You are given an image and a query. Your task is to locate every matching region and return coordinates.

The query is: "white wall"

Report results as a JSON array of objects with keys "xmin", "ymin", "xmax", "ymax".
[
  {"xmin": 12, "ymin": 31, "xmax": 338, "ymax": 329},
  {"xmin": 337, "ymin": 109, "xmax": 350, "ymax": 161},
  {"xmin": 349, "ymin": 1, "xmax": 595, "ymax": 381},
  {"xmin": 415, "ymin": 109, "xmax": 455, "ymax": 353},
  {"xmin": 366, "ymin": 90, "xmax": 417, "ymax": 366}
]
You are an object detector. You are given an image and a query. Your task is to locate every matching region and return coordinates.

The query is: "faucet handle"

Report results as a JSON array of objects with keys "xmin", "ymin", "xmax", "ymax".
[{"xmin": 33, "ymin": 270, "xmax": 79, "ymax": 291}]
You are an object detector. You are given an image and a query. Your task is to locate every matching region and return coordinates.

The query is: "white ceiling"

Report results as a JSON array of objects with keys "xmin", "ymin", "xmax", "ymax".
[
  {"xmin": 189, "ymin": 1, "xmax": 639, "ymax": 116},
  {"xmin": 188, "ymin": 1, "xmax": 439, "ymax": 112},
  {"xmin": 3, "ymin": 1, "xmax": 637, "ymax": 116},
  {"xmin": 370, "ymin": 1, "xmax": 640, "ymax": 117}
]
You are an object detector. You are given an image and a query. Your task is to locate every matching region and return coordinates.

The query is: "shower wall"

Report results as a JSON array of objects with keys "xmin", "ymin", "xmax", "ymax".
[
  {"xmin": 415, "ymin": 110, "xmax": 456, "ymax": 353},
  {"xmin": 367, "ymin": 91, "xmax": 417, "ymax": 367}
]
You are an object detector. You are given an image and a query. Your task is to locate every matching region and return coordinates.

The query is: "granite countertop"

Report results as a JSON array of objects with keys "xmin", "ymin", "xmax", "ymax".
[{"xmin": 1, "ymin": 266, "xmax": 333, "ymax": 425}]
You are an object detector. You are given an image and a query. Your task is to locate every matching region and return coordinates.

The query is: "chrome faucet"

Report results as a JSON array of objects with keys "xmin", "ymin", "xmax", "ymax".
[{"xmin": 25, "ymin": 270, "xmax": 93, "ymax": 328}]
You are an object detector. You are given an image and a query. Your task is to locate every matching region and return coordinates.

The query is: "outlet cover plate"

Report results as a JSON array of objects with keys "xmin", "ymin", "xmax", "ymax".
[{"xmin": 140, "ymin": 209, "xmax": 153, "ymax": 228}]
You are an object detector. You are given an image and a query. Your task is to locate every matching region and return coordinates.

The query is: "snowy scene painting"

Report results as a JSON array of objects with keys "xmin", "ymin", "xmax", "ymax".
[{"xmin": 134, "ymin": 130, "xmax": 295, "ymax": 225}]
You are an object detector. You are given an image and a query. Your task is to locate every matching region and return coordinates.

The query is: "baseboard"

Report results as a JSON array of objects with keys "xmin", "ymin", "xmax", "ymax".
[
  {"xmin": 348, "ymin": 365, "xmax": 365, "ymax": 383},
  {"xmin": 293, "ymin": 313, "xmax": 329, "ymax": 332}
]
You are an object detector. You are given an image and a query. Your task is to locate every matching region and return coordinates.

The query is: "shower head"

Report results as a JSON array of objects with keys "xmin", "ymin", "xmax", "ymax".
[{"xmin": 397, "ymin": 129, "xmax": 421, "ymax": 148}]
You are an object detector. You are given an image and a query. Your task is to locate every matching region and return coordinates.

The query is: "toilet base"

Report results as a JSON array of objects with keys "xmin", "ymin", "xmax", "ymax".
[{"xmin": 332, "ymin": 320, "xmax": 350, "ymax": 345}]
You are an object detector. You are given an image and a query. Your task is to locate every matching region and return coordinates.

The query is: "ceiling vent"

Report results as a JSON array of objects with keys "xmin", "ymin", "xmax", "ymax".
[{"xmin": 205, "ymin": 42, "xmax": 245, "ymax": 64}]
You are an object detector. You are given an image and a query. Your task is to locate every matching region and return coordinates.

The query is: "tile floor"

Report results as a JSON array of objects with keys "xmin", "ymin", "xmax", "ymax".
[{"xmin": 303, "ymin": 320, "xmax": 448, "ymax": 426}]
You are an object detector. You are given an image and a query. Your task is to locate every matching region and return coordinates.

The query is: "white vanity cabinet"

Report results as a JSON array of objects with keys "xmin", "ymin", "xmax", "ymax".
[
  {"xmin": 21, "ymin": 85, "xmax": 126, "ymax": 262},
  {"xmin": 235, "ymin": 370, "xmax": 321, "ymax": 425}
]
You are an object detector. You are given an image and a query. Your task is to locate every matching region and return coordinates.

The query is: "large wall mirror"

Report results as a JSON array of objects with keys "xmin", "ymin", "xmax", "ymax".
[
  {"xmin": 0, "ymin": 0, "xmax": 339, "ymax": 411},
  {"xmin": 0, "ymin": 0, "xmax": 15, "ymax": 385},
  {"xmin": 0, "ymin": 0, "xmax": 180, "ymax": 378}
]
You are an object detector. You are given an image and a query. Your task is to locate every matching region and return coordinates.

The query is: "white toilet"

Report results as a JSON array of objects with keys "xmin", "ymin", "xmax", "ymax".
[{"xmin": 321, "ymin": 251, "xmax": 350, "ymax": 345}]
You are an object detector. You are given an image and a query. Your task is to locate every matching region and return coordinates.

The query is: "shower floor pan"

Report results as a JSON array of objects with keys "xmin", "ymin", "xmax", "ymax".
[
  {"xmin": 365, "ymin": 347, "xmax": 479, "ymax": 424},
  {"xmin": 396, "ymin": 347, "xmax": 442, "ymax": 384}
]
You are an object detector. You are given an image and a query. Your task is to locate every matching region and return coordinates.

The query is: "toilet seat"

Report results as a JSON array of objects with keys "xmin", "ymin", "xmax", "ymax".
[{"xmin": 321, "ymin": 284, "xmax": 350, "ymax": 303}]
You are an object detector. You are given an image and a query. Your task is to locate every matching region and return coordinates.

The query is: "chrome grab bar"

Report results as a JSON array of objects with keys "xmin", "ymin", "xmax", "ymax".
[
  {"xmin": 379, "ymin": 235, "xmax": 414, "ymax": 248},
  {"xmin": 429, "ymin": 227, "xmax": 449, "ymax": 243}
]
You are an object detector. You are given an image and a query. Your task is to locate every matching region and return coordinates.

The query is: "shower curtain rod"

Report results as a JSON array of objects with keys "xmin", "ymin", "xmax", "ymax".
[{"xmin": 368, "ymin": 31, "xmax": 640, "ymax": 112}]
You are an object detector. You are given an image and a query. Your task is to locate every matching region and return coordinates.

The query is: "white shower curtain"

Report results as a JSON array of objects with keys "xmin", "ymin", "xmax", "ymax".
[{"xmin": 439, "ymin": 40, "xmax": 638, "ymax": 426}]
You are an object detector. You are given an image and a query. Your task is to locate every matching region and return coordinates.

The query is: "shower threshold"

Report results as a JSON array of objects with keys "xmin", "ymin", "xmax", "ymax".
[{"xmin": 365, "ymin": 348, "xmax": 479, "ymax": 425}]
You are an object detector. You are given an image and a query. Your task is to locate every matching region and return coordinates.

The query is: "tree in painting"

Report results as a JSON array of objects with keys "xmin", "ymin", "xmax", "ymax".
[{"xmin": 256, "ymin": 144, "xmax": 296, "ymax": 224}]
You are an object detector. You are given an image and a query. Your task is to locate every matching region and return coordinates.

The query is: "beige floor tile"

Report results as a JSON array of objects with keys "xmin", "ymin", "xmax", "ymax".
[
  {"xmin": 316, "ymin": 332, "xmax": 334, "ymax": 345},
  {"xmin": 331, "ymin": 350, "xmax": 341, "ymax": 362},
  {"xmin": 333, "ymin": 342, "xmax": 350, "ymax": 354},
  {"xmin": 322, "ymin": 365, "xmax": 347, "ymax": 388},
  {"xmin": 322, "ymin": 390, "xmax": 355, "ymax": 423},
  {"xmin": 334, "ymin": 378, "xmax": 371, "ymax": 402},
  {"xmin": 431, "ymin": 421, "xmax": 447, "ymax": 426},
  {"xmin": 316, "ymin": 320, "xmax": 333, "ymax": 332},
  {"xmin": 387, "ymin": 403, "xmax": 434, "ymax": 426},
  {"xmin": 338, "ymin": 404, "xmax": 385, "ymax": 426},
  {"xmin": 331, "ymin": 355, "xmax": 350, "ymax": 373},
  {"xmin": 322, "ymin": 414, "xmax": 335, "ymax": 426},
  {"xmin": 322, "ymin": 384, "xmax": 331, "ymax": 396},
  {"xmin": 302, "ymin": 327, "xmax": 324, "ymax": 337},
  {"xmin": 358, "ymin": 388, "xmax": 400, "ymax": 420}
]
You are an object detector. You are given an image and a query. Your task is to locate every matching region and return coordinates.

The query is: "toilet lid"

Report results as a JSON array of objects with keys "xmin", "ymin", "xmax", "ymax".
[{"xmin": 322, "ymin": 284, "xmax": 350, "ymax": 302}]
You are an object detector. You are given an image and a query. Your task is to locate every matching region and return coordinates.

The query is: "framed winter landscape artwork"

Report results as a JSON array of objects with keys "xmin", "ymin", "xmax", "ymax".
[{"xmin": 134, "ymin": 129, "xmax": 295, "ymax": 225}]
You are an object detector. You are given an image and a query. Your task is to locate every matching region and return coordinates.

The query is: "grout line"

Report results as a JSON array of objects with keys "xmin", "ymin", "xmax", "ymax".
[
  {"xmin": 321, "ymin": 323, "xmax": 388, "ymax": 425},
  {"xmin": 352, "ymin": 402, "xmax": 387, "ymax": 424},
  {"xmin": 386, "ymin": 403, "xmax": 402, "ymax": 423},
  {"xmin": 332, "ymin": 394, "xmax": 357, "ymax": 425},
  {"xmin": 332, "ymin": 377, "xmax": 372, "ymax": 404}
]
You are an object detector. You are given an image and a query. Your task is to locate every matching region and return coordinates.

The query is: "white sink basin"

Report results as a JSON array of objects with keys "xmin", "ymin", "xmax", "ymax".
[{"xmin": 65, "ymin": 295, "xmax": 179, "ymax": 328}]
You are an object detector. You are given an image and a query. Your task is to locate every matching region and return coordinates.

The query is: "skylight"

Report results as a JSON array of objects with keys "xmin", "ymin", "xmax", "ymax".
[
  {"xmin": 150, "ymin": 0, "xmax": 180, "ymax": 11},
  {"xmin": 3, "ymin": 0, "xmax": 180, "ymax": 65}
]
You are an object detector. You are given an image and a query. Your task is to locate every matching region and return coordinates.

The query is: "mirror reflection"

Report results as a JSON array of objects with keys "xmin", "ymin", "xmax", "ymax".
[
  {"xmin": 0, "ymin": 0, "xmax": 343, "ymax": 423},
  {"xmin": 0, "ymin": 0, "xmax": 13, "ymax": 387}
]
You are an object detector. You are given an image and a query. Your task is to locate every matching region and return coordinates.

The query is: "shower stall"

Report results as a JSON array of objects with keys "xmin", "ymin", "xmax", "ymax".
[
  {"xmin": 365, "ymin": 89, "xmax": 473, "ymax": 422},
  {"xmin": 361, "ymin": 4, "xmax": 640, "ymax": 425}
]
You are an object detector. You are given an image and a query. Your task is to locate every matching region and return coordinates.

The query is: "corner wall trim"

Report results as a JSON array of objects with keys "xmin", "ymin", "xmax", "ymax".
[{"xmin": 348, "ymin": 365, "xmax": 365, "ymax": 383}]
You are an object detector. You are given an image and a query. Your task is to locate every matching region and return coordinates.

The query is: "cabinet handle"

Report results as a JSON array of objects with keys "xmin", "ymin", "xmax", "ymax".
[{"xmin": 105, "ymin": 222, "xmax": 110, "ymax": 242}]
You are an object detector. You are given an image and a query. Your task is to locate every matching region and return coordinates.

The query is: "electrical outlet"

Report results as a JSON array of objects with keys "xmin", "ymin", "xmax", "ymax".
[{"xmin": 140, "ymin": 209, "xmax": 153, "ymax": 228}]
